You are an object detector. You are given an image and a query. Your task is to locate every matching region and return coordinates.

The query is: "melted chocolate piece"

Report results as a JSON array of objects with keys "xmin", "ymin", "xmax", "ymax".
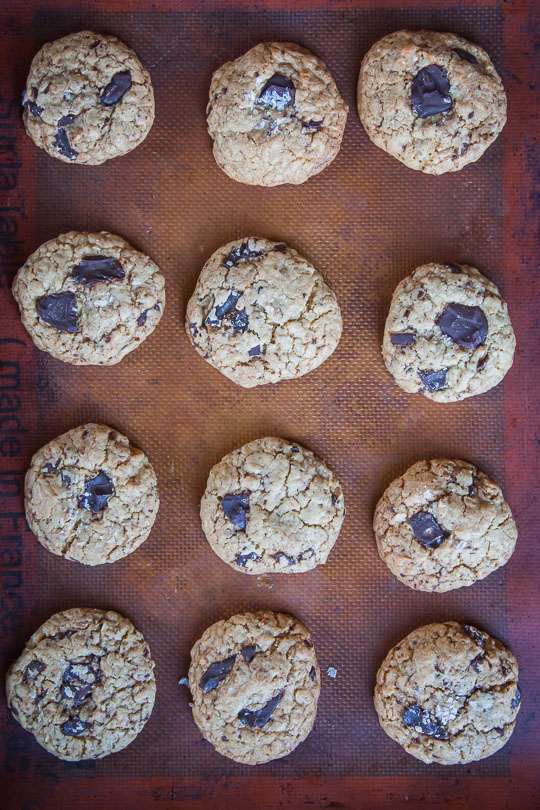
[
  {"xmin": 54, "ymin": 127, "xmax": 78, "ymax": 160},
  {"xmin": 409, "ymin": 511, "xmax": 449, "ymax": 550},
  {"xmin": 221, "ymin": 491, "xmax": 249, "ymax": 529},
  {"xmin": 61, "ymin": 656, "xmax": 101, "ymax": 707},
  {"xmin": 309, "ymin": 666, "xmax": 316, "ymax": 681},
  {"xmin": 137, "ymin": 311, "xmax": 148, "ymax": 326},
  {"xmin": 206, "ymin": 291, "xmax": 241, "ymax": 327},
  {"xmin": 446, "ymin": 263, "xmax": 463, "ymax": 274},
  {"xmin": 25, "ymin": 660, "xmax": 45, "ymax": 681},
  {"xmin": 453, "ymin": 48, "xmax": 477, "ymax": 64},
  {"xmin": 418, "ymin": 368, "xmax": 449, "ymax": 392},
  {"xmin": 257, "ymin": 74, "xmax": 295, "ymax": 111},
  {"xmin": 61, "ymin": 718, "xmax": 89, "ymax": 737},
  {"xmin": 273, "ymin": 550, "xmax": 310, "ymax": 566},
  {"xmin": 77, "ymin": 471, "xmax": 114, "ymax": 513},
  {"xmin": 391, "ymin": 333, "xmax": 415, "ymax": 346},
  {"xmin": 200, "ymin": 655, "xmax": 236, "ymax": 692},
  {"xmin": 511, "ymin": 687, "xmax": 521, "ymax": 708},
  {"xmin": 331, "ymin": 493, "xmax": 339, "ymax": 506},
  {"xmin": 238, "ymin": 689, "xmax": 284, "ymax": 728},
  {"xmin": 470, "ymin": 654, "xmax": 484, "ymax": 673},
  {"xmin": 36, "ymin": 292, "xmax": 78, "ymax": 333},
  {"xmin": 438, "ymin": 303, "xmax": 488, "ymax": 349},
  {"xmin": 248, "ymin": 345, "xmax": 261, "ymax": 357},
  {"xmin": 273, "ymin": 244, "xmax": 287, "ymax": 253},
  {"xmin": 402, "ymin": 705, "xmax": 449, "ymax": 739},
  {"xmin": 23, "ymin": 88, "xmax": 43, "ymax": 118},
  {"xmin": 240, "ymin": 646, "xmax": 257, "ymax": 663},
  {"xmin": 477, "ymin": 353, "xmax": 489, "ymax": 371},
  {"xmin": 462, "ymin": 624, "xmax": 486, "ymax": 647},
  {"xmin": 301, "ymin": 119, "xmax": 323, "ymax": 131},
  {"xmin": 235, "ymin": 551, "xmax": 260, "ymax": 568},
  {"xmin": 58, "ymin": 114, "xmax": 76, "ymax": 127},
  {"xmin": 61, "ymin": 472, "xmax": 72, "ymax": 487},
  {"xmin": 43, "ymin": 461, "xmax": 60, "ymax": 474},
  {"xmin": 100, "ymin": 70, "xmax": 132, "ymax": 105},
  {"xmin": 71, "ymin": 256, "xmax": 125, "ymax": 286},
  {"xmin": 223, "ymin": 243, "xmax": 265, "ymax": 268},
  {"xmin": 232, "ymin": 309, "xmax": 248, "ymax": 333},
  {"xmin": 411, "ymin": 65, "xmax": 452, "ymax": 118}
]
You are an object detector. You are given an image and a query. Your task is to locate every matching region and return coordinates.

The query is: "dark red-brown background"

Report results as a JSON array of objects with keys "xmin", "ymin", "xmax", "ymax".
[{"xmin": 0, "ymin": 1, "xmax": 538, "ymax": 807}]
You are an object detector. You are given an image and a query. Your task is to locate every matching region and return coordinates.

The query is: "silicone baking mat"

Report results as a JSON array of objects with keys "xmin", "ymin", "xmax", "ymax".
[{"xmin": 0, "ymin": 1, "xmax": 538, "ymax": 807}]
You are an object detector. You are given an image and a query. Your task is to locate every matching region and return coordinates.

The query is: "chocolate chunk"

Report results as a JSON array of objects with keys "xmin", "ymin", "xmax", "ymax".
[
  {"xmin": 301, "ymin": 119, "xmax": 323, "ymax": 131},
  {"xmin": 409, "ymin": 511, "xmax": 449, "ymax": 550},
  {"xmin": 468, "ymin": 481, "xmax": 476, "ymax": 496},
  {"xmin": 462, "ymin": 624, "xmax": 486, "ymax": 647},
  {"xmin": 43, "ymin": 461, "xmax": 60, "ymax": 474},
  {"xmin": 100, "ymin": 70, "xmax": 132, "ymax": 105},
  {"xmin": 411, "ymin": 65, "xmax": 452, "ymax": 118},
  {"xmin": 438, "ymin": 303, "xmax": 488, "ymax": 349},
  {"xmin": 511, "ymin": 687, "xmax": 521, "ymax": 708},
  {"xmin": 77, "ymin": 470, "xmax": 114, "ymax": 513},
  {"xmin": 235, "ymin": 551, "xmax": 260, "ymax": 568},
  {"xmin": 25, "ymin": 660, "xmax": 45, "ymax": 681},
  {"xmin": 391, "ymin": 333, "xmax": 415, "ymax": 346},
  {"xmin": 477, "ymin": 353, "xmax": 489, "ymax": 371},
  {"xmin": 221, "ymin": 491, "xmax": 250, "ymax": 529},
  {"xmin": 238, "ymin": 689, "xmax": 284, "ymax": 728},
  {"xmin": 273, "ymin": 244, "xmax": 287, "ymax": 253},
  {"xmin": 137, "ymin": 311, "xmax": 148, "ymax": 326},
  {"xmin": 61, "ymin": 473, "xmax": 72, "ymax": 487},
  {"xmin": 36, "ymin": 291, "xmax": 78, "ymax": 333},
  {"xmin": 71, "ymin": 256, "xmax": 125, "ymax": 286},
  {"xmin": 207, "ymin": 291, "xmax": 241, "ymax": 326},
  {"xmin": 199, "ymin": 655, "xmax": 236, "ymax": 692},
  {"xmin": 23, "ymin": 88, "xmax": 43, "ymax": 118},
  {"xmin": 248, "ymin": 345, "xmax": 261, "ymax": 357},
  {"xmin": 309, "ymin": 666, "xmax": 316, "ymax": 681},
  {"xmin": 257, "ymin": 74, "xmax": 295, "ymax": 111},
  {"xmin": 61, "ymin": 718, "xmax": 89, "ymax": 737},
  {"xmin": 232, "ymin": 309, "xmax": 248, "ymax": 333},
  {"xmin": 240, "ymin": 646, "xmax": 257, "ymax": 663},
  {"xmin": 58, "ymin": 114, "xmax": 76, "ymax": 126},
  {"xmin": 54, "ymin": 127, "xmax": 78, "ymax": 160},
  {"xmin": 273, "ymin": 551, "xmax": 296, "ymax": 566},
  {"xmin": 402, "ymin": 705, "xmax": 449, "ymax": 740},
  {"xmin": 470, "ymin": 654, "xmax": 484, "ymax": 673},
  {"xmin": 418, "ymin": 368, "xmax": 449, "ymax": 392},
  {"xmin": 453, "ymin": 48, "xmax": 477, "ymax": 64},
  {"xmin": 446, "ymin": 263, "xmax": 463, "ymax": 274},
  {"xmin": 223, "ymin": 243, "xmax": 265, "ymax": 268}
]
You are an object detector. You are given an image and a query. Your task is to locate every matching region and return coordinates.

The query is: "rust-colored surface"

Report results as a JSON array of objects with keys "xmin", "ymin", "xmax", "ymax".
[{"xmin": 0, "ymin": 2, "xmax": 538, "ymax": 808}]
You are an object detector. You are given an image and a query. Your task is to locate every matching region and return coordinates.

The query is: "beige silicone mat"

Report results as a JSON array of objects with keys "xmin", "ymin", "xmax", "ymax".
[{"xmin": 18, "ymin": 4, "xmax": 510, "ymax": 780}]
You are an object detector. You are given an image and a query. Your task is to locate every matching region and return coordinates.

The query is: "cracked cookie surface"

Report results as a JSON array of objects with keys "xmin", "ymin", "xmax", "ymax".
[
  {"xmin": 200, "ymin": 437, "xmax": 345, "ymax": 574},
  {"xmin": 373, "ymin": 459, "xmax": 517, "ymax": 592},
  {"xmin": 207, "ymin": 42, "xmax": 348, "ymax": 186},
  {"xmin": 25, "ymin": 424, "xmax": 159, "ymax": 565},
  {"xmin": 189, "ymin": 611, "xmax": 320, "ymax": 764},
  {"xmin": 358, "ymin": 30, "xmax": 506, "ymax": 174},
  {"xmin": 12, "ymin": 231, "xmax": 165, "ymax": 365},
  {"xmin": 382, "ymin": 262, "xmax": 515, "ymax": 401},
  {"xmin": 22, "ymin": 30, "xmax": 154, "ymax": 164},
  {"xmin": 374, "ymin": 621, "xmax": 520, "ymax": 764},
  {"xmin": 6, "ymin": 608, "xmax": 156, "ymax": 760},
  {"xmin": 186, "ymin": 237, "xmax": 342, "ymax": 387}
]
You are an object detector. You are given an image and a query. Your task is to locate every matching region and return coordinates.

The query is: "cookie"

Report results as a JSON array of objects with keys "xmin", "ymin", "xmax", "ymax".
[
  {"xmin": 22, "ymin": 30, "xmax": 154, "ymax": 164},
  {"xmin": 207, "ymin": 42, "xmax": 348, "ymax": 186},
  {"xmin": 188, "ymin": 611, "xmax": 320, "ymax": 764},
  {"xmin": 373, "ymin": 459, "xmax": 517, "ymax": 593},
  {"xmin": 358, "ymin": 30, "xmax": 506, "ymax": 174},
  {"xmin": 382, "ymin": 262, "xmax": 515, "ymax": 402},
  {"xmin": 12, "ymin": 231, "xmax": 165, "ymax": 365},
  {"xmin": 374, "ymin": 621, "xmax": 521, "ymax": 764},
  {"xmin": 200, "ymin": 436, "xmax": 344, "ymax": 575},
  {"xmin": 6, "ymin": 608, "xmax": 156, "ymax": 761},
  {"xmin": 186, "ymin": 237, "xmax": 342, "ymax": 387},
  {"xmin": 25, "ymin": 424, "xmax": 159, "ymax": 565}
]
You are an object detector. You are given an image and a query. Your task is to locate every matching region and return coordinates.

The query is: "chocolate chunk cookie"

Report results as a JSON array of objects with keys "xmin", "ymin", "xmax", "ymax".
[
  {"xmin": 25, "ymin": 424, "xmax": 159, "ymax": 565},
  {"xmin": 22, "ymin": 31, "xmax": 154, "ymax": 164},
  {"xmin": 6, "ymin": 608, "xmax": 156, "ymax": 760},
  {"xmin": 188, "ymin": 611, "xmax": 320, "ymax": 764},
  {"xmin": 207, "ymin": 42, "xmax": 348, "ymax": 185},
  {"xmin": 374, "ymin": 622, "xmax": 520, "ymax": 764},
  {"xmin": 382, "ymin": 262, "xmax": 515, "ymax": 401},
  {"xmin": 358, "ymin": 30, "xmax": 506, "ymax": 173},
  {"xmin": 373, "ymin": 459, "xmax": 517, "ymax": 592},
  {"xmin": 12, "ymin": 231, "xmax": 165, "ymax": 365},
  {"xmin": 200, "ymin": 437, "xmax": 344, "ymax": 574},
  {"xmin": 186, "ymin": 237, "xmax": 342, "ymax": 387}
]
